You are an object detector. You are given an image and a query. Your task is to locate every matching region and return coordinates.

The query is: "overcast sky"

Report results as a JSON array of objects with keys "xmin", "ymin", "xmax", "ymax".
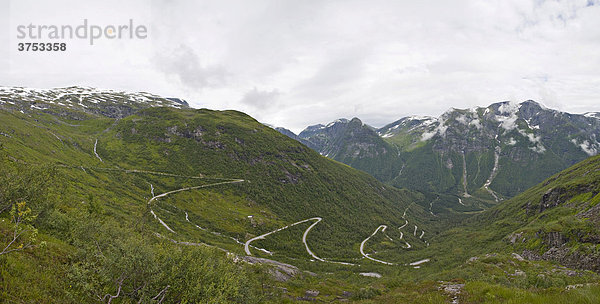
[{"xmin": 2, "ymin": 0, "xmax": 600, "ymax": 133}]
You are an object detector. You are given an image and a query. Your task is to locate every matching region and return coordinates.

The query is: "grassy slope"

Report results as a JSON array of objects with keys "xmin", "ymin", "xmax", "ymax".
[
  {"xmin": 0, "ymin": 106, "xmax": 433, "ymax": 302},
  {"xmin": 361, "ymin": 155, "xmax": 600, "ymax": 303},
  {"xmin": 2, "ymin": 103, "xmax": 599, "ymax": 302},
  {"xmin": 98, "ymin": 107, "xmax": 432, "ymax": 262}
]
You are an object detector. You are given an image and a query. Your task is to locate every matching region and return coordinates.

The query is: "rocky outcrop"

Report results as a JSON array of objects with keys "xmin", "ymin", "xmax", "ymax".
[
  {"xmin": 542, "ymin": 231, "xmax": 569, "ymax": 247},
  {"xmin": 522, "ymin": 246, "xmax": 600, "ymax": 273},
  {"xmin": 239, "ymin": 256, "xmax": 301, "ymax": 282},
  {"xmin": 524, "ymin": 185, "xmax": 598, "ymax": 214},
  {"xmin": 541, "ymin": 247, "xmax": 600, "ymax": 273}
]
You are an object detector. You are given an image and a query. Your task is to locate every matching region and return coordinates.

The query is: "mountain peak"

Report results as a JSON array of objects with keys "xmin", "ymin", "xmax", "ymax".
[
  {"xmin": 165, "ymin": 97, "xmax": 190, "ymax": 107},
  {"xmin": 303, "ymin": 123, "xmax": 326, "ymax": 132},
  {"xmin": 518, "ymin": 99, "xmax": 547, "ymax": 110},
  {"xmin": 326, "ymin": 118, "xmax": 350, "ymax": 127}
]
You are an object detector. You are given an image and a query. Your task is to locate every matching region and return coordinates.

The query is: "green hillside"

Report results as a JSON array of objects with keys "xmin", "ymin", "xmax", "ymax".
[
  {"xmin": 363, "ymin": 155, "xmax": 600, "ymax": 303},
  {"xmin": 0, "ymin": 98, "xmax": 433, "ymax": 302},
  {"xmin": 1, "ymin": 89, "xmax": 599, "ymax": 303}
]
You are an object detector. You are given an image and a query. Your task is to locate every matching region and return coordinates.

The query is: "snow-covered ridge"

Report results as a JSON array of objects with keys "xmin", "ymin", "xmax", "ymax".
[
  {"xmin": 584, "ymin": 112, "xmax": 600, "ymax": 119},
  {"xmin": 377, "ymin": 115, "xmax": 437, "ymax": 137},
  {"xmin": 326, "ymin": 118, "xmax": 350, "ymax": 127},
  {"xmin": 370, "ymin": 100, "xmax": 599, "ymax": 157},
  {"xmin": 406, "ymin": 115, "xmax": 436, "ymax": 121},
  {"xmin": 414, "ymin": 100, "xmax": 552, "ymax": 152},
  {"xmin": 0, "ymin": 86, "xmax": 188, "ymax": 109}
]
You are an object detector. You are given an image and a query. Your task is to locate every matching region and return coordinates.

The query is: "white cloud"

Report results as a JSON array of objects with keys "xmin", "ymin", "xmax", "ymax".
[
  {"xmin": 2, "ymin": 0, "xmax": 600, "ymax": 134},
  {"xmin": 154, "ymin": 44, "xmax": 228, "ymax": 89},
  {"xmin": 239, "ymin": 87, "xmax": 280, "ymax": 110}
]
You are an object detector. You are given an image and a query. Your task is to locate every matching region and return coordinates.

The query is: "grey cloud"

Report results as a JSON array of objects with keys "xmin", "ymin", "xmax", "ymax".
[
  {"xmin": 154, "ymin": 44, "xmax": 227, "ymax": 89},
  {"xmin": 239, "ymin": 87, "xmax": 281, "ymax": 109},
  {"xmin": 294, "ymin": 47, "xmax": 369, "ymax": 99},
  {"xmin": 3, "ymin": 0, "xmax": 600, "ymax": 133}
]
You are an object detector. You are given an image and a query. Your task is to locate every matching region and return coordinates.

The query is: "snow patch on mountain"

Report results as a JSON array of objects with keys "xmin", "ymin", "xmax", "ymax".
[
  {"xmin": 377, "ymin": 116, "xmax": 437, "ymax": 138},
  {"xmin": 455, "ymin": 114, "xmax": 469, "ymax": 125},
  {"xmin": 497, "ymin": 112, "xmax": 519, "ymax": 131},
  {"xmin": 421, "ymin": 122, "xmax": 448, "ymax": 141},
  {"xmin": 0, "ymin": 86, "xmax": 188, "ymax": 110},
  {"xmin": 529, "ymin": 145, "xmax": 546, "ymax": 153},
  {"xmin": 524, "ymin": 119, "xmax": 540, "ymax": 130},
  {"xmin": 409, "ymin": 115, "xmax": 435, "ymax": 121},
  {"xmin": 470, "ymin": 118, "xmax": 482, "ymax": 129},
  {"xmin": 498, "ymin": 101, "xmax": 521, "ymax": 115},
  {"xmin": 494, "ymin": 101, "xmax": 522, "ymax": 131},
  {"xmin": 326, "ymin": 118, "xmax": 349, "ymax": 127},
  {"xmin": 571, "ymin": 139, "xmax": 598, "ymax": 156}
]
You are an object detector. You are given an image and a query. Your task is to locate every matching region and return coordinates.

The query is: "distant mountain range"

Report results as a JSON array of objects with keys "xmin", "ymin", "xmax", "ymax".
[{"xmin": 277, "ymin": 100, "xmax": 600, "ymax": 210}]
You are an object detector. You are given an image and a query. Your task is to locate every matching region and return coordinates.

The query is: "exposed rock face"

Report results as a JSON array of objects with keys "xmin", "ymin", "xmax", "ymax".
[
  {"xmin": 299, "ymin": 118, "xmax": 389, "ymax": 160},
  {"xmin": 522, "ymin": 246, "xmax": 600, "ymax": 273},
  {"xmin": 508, "ymin": 232, "xmax": 525, "ymax": 244},
  {"xmin": 439, "ymin": 282, "xmax": 464, "ymax": 304},
  {"xmin": 577, "ymin": 202, "xmax": 600, "ymax": 226},
  {"xmin": 539, "ymin": 188, "xmax": 567, "ymax": 212},
  {"xmin": 274, "ymin": 127, "xmax": 313, "ymax": 148},
  {"xmin": 520, "ymin": 189, "xmax": 600, "ymax": 272},
  {"xmin": 542, "ymin": 247, "xmax": 600, "ymax": 273},
  {"xmin": 296, "ymin": 118, "xmax": 400, "ymax": 181},
  {"xmin": 511, "ymin": 253, "xmax": 525, "ymax": 261},
  {"xmin": 543, "ymin": 231, "xmax": 569, "ymax": 247},
  {"xmin": 534, "ymin": 185, "xmax": 597, "ymax": 213},
  {"xmin": 240, "ymin": 256, "xmax": 300, "ymax": 282}
]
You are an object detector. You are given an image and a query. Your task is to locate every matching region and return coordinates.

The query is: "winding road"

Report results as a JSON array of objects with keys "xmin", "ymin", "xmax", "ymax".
[
  {"xmin": 302, "ymin": 218, "xmax": 325, "ymax": 261},
  {"xmin": 150, "ymin": 210, "xmax": 176, "ymax": 233},
  {"xmin": 244, "ymin": 217, "xmax": 358, "ymax": 265},
  {"xmin": 146, "ymin": 180, "xmax": 245, "ymax": 238},
  {"xmin": 359, "ymin": 225, "xmax": 395, "ymax": 265},
  {"xmin": 147, "ymin": 180, "xmax": 245, "ymax": 206},
  {"xmin": 244, "ymin": 217, "xmax": 322, "ymax": 257},
  {"xmin": 89, "ymin": 136, "xmax": 428, "ymax": 268},
  {"xmin": 397, "ymin": 205, "xmax": 415, "ymax": 249}
]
